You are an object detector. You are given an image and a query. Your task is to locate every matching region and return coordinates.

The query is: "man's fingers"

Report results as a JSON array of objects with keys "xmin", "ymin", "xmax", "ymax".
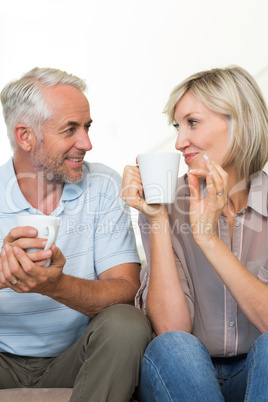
[{"xmin": 3, "ymin": 226, "xmax": 38, "ymax": 244}]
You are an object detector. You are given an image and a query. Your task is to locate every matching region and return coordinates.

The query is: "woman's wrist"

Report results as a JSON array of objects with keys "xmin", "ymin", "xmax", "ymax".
[
  {"xmin": 147, "ymin": 205, "xmax": 169, "ymax": 224},
  {"xmin": 194, "ymin": 231, "xmax": 220, "ymax": 252}
]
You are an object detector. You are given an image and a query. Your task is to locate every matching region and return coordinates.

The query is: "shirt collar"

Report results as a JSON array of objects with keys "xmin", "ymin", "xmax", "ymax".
[
  {"xmin": 247, "ymin": 171, "xmax": 268, "ymax": 217},
  {"xmin": 0, "ymin": 158, "xmax": 31, "ymax": 213},
  {"xmin": 61, "ymin": 162, "xmax": 90, "ymax": 201},
  {"xmin": 0, "ymin": 158, "xmax": 90, "ymax": 213}
]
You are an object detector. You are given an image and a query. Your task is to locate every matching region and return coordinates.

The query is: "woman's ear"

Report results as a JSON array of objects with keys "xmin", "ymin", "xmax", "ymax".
[{"xmin": 14, "ymin": 124, "xmax": 35, "ymax": 151}]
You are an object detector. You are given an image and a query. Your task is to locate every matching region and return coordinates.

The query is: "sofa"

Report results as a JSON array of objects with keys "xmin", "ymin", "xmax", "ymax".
[
  {"xmin": 0, "ymin": 388, "xmax": 73, "ymax": 401},
  {"xmin": 0, "ymin": 388, "xmax": 139, "ymax": 401}
]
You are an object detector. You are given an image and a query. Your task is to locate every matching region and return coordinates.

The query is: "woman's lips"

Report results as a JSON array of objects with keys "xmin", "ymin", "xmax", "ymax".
[{"xmin": 184, "ymin": 153, "xmax": 198, "ymax": 164}]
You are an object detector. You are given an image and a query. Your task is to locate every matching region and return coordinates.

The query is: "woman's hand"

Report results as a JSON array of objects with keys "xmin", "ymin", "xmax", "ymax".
[
  {"xmin": 120, "ymin": 165, "xmax": 167, "ymax": 222},
  {"xmin": 188, "ymin": 158, "xmax": 228, "ymax": 246}
]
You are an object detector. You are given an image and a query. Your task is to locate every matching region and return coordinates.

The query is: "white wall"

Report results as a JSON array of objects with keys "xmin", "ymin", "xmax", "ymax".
[{"xmin": 1, "ymin": 0, "xmax": 268, "ymax": 255}]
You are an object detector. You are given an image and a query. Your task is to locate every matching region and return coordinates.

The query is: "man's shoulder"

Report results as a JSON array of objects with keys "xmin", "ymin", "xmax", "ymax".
[
  {"xmin": 83, "ymin": 161, "xmax": 120, "ymax": 178},
  {"xmin": 80, "ymin": 161, "xmax": 122, "ymax": 194},
  {"xmin": 0, "ymin": 158, "xmax": 13, "ymax": 180}
]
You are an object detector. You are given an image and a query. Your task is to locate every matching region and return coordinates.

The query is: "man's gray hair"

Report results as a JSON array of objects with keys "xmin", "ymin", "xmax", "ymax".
[{"xmin": 0, "ymin": 67, "xmax": 87, "ymax": 150}]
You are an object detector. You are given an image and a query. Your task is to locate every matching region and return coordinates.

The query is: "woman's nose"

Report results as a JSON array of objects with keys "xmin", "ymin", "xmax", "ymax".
[{"xmin": 175, "ymin": 131, "xmax": 191, "ymax": 151}]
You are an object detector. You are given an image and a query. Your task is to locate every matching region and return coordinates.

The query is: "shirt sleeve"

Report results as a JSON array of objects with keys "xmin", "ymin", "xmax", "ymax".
[{"xmin": 93, "ymin": 169, "xmax": 140, "ymax": 275}]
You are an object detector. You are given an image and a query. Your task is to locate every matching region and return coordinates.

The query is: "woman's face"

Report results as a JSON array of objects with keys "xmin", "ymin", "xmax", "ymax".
[{"xmin": 173, "ymin": 91, "xmax": 229, "ymax": 175}]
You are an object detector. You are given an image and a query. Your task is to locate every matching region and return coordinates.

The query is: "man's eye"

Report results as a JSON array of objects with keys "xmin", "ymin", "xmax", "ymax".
[
  {"xmin": 84, "ymin": 125, "xmax": 91, "ymax": 133},
  {"xmin": 188, "ymin": 119, "xmax": 198, "ymax": 126},
  {"xmin": 173, "ymin": 122, "xmax": 179, "ymax": 131},
  {"xmin": 67, "ymin": 127, "xmax": 76, "ymax": 133}
]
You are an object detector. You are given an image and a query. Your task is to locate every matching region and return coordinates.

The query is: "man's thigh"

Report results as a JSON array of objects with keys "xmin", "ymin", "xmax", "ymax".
[
  {"xmin": 0, "ymin": 353, "xmax": 55, "ymax": 388},
  {"xmin": 0, "ymin": 327, "xmax": 88, "ymax": 388},
  {"xmin": 0, "ymin": 304, "xmax": 151, "ymax": 390}
]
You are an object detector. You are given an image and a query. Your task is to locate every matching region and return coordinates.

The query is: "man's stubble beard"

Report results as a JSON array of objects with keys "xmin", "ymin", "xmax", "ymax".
[{"xmin": 30, "ymin": 142, "xmax": 84, "ymax": 184}]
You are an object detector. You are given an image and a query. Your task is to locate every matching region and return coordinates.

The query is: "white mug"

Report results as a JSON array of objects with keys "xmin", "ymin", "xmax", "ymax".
[
  {"xmin": 16, "ymin": 214, "xmax": 61, "ymax": 267},
  {"xmin": 137, "ymin": 152, "xmax": 180, "ymax": 204}
]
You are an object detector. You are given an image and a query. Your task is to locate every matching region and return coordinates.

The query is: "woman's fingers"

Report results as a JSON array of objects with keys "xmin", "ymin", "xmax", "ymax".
[
  {"xmin": 120, "ymin": 165, "xmax": 167, "ymax": 219},
  {"xmin": 204, "ymin": 158, "xmax": 227, "ymax": 189},
  {"xmin": 188, "ymin": 173, "xmax": 201, "ymax": 202},
  {"xmin": 120, "ymin": 165, "xmax": 145, "ymax": 209},
  {"xmin": 203, "ymin": 160, "xmax": 227, "ymax": 207},
  {"xmin": 188, "ymin": 158, "xmax": 229, "ymax": 244}
]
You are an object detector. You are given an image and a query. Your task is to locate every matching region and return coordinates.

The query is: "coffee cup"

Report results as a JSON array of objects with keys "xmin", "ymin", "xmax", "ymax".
[
  {"xmin": 16, "ymin": 214, "xmax": 61, "ymax": 267},
  {"xmin": 137, "ymin": 152, "xmax": 180, "ymax": 204}
]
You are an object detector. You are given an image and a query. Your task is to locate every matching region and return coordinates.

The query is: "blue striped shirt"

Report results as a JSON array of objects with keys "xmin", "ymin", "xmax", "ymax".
[{"xmin": 0, "ymin": 158, "xmax": 140, "ymax": 357}]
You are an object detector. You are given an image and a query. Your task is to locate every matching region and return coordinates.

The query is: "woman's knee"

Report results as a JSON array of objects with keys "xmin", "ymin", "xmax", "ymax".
[
  {"xmin": 145, "ymin": 331, "xmax": 204, "ymax": 361},
  {"xmin": 251, "ymin": 332, "xmax": 268, "ymax": 354},
  {"xmin": 141, "ymin": 331, "xmax": 220, "ymax": 400}
]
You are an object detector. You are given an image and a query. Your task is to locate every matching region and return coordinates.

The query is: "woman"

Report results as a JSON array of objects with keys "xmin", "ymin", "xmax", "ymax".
[{"xmin": 120, "ymin": 66, "xmax": 268, "ymax": 401}]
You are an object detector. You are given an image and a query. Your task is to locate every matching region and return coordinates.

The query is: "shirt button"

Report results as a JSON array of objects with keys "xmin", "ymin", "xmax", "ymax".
[
  {"xmin": 233, "ymin": 252, "xmax": 237, "ymax": 257},
  {"xmin": 235, "ymin": 221, "xmax": 240, "ymax": 227},
  {"xmin": 229, "ymin": 321, "xmax": 235, "ymax": 327}
]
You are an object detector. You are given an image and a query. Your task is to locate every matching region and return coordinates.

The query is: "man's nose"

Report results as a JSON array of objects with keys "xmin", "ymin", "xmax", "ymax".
[{"xmin": 76, "ymin": 130, "xmax": 93, "ymax": 151}]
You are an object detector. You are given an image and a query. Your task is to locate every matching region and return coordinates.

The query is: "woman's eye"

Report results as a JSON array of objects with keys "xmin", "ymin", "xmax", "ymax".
[
  {"xmin": 173, "ymin": 122, "xmax": 180, "ymax": 131},
  {"xmin": 188, "ymin": 119, "xmax": 198, "ymax": 126}
]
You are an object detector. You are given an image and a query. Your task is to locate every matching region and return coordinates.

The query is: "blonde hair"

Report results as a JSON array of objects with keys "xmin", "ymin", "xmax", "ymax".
[{"xmin": 164, "ymin": 66, "xmax": 268, "ymax": 182}]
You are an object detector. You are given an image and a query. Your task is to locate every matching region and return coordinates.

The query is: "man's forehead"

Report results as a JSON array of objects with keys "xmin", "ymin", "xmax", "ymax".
[{"xmin": 44, "ymin": 84, "xmax": 89, "ymax": 107}]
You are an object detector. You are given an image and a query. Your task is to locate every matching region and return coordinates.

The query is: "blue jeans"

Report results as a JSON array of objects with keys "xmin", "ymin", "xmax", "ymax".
[{"xmin": 136, "ymin": 331, "xmax": 268, "ymax": 402}]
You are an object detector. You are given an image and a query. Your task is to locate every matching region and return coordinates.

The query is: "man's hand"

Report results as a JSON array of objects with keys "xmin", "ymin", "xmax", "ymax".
[
  {"xmin": 0, "ymin": 243, "xmax": 66, "ymax": 293},
  {"xmin": 3, "ymin": 226, "xmax": 56, "ymax": 266}
]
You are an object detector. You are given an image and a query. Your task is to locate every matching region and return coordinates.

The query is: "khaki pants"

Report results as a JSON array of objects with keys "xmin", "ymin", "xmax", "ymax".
[{"xmin": 0, "ymin": 304, "xmax": 152, "ymax": 402}]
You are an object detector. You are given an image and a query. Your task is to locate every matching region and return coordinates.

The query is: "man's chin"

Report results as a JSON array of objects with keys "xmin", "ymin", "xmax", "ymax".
[
  {"xmin": 66, "ymin": 175, "xmax": 83, "ymax": 184},
  {"xmin": 65, "ymin": 170, "xmax": 84, "ymax": 183},
  {"xmin": 44, "ymin": 171, "xmax": 83, "ymax": 184}
]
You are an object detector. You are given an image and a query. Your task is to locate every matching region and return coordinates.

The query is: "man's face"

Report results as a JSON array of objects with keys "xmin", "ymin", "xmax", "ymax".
[{"xmin": 30, "ymin": 84, "xmax": 93, "ymax": 183}]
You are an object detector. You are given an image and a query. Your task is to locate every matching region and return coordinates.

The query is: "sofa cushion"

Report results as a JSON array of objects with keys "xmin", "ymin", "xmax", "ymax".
[{"xmin": 0, "ymin": 388, "xmax": 72, "ymax": 401}]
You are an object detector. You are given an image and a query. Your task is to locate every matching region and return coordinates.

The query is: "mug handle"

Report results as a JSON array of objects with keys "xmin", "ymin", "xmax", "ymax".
[{"xmin": 43, "ymin": 225, "xmax": 55, "ymax": 267}]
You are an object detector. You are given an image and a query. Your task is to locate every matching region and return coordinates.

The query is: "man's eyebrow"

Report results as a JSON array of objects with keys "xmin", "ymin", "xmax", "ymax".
[
  {"xmin": 67, "ymin": 121, "xmax": 79, "ymax": 127},
  {"xmin": 66, "ymin": 119, "xmax": 93, "ymax": 126}
]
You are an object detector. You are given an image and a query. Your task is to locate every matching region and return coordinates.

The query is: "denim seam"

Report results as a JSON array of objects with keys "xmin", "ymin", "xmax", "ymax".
[
  {"xmin": 244, "ymin": 344, "xmax": 256, "ymax": 401},
  {"xmin": 145, "ymin": 355, "xmax": 174, "ymax": 402},
  {"xmin": 225, "ymin": 364, "xmax": 246, "ymax": 381},
  {"xmin": 214, "ymin": 362, "xmax": 224, "ymax": 385}
]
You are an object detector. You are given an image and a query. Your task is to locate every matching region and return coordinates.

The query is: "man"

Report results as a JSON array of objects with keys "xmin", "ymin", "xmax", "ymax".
[{"xmin": 0, "ymin": 67, "xmax": 151, "ymax": 401}]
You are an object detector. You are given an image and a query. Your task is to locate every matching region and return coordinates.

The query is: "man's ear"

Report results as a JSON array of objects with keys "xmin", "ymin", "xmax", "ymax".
[{"xmin": 14, "ymin": 124, "xmax": 35, "ymax": 151}]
